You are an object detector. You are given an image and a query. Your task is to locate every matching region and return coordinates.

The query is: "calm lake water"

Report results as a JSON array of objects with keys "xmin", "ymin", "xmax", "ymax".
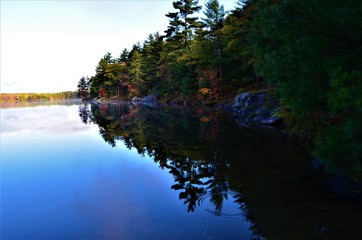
[{"xmin": 1, "ymin": 101, "xmax": 362, "ymax": 239}]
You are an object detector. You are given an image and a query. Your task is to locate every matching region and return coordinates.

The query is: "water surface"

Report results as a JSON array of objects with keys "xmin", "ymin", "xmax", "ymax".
[{"xmin": 1, "ymin": 101, "xmax": 362, "ymax": 239}]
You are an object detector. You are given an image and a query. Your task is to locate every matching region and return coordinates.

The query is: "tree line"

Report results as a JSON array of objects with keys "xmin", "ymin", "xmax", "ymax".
[
  {"xmin": 0, "ymin": 91, "xmax": 77, "ymax": 102},
  {"xmin": 77, "ymin": 0, "xmax": 362, "ymax": 175},
  {"xmin": 77, "ymin": 0, "xmax": 257, "ymax": 102}
]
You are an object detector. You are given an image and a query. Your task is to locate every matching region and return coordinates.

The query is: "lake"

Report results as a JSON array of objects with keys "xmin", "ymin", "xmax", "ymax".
[{"xmin": 1, "ymin": 101, "xmax": 362, "ymax": 239}]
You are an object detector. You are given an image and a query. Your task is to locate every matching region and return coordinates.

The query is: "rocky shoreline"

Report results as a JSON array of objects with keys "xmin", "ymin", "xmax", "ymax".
[
  {"xmin": 230, "ymin": 90, "xmax": 284, "ymax": 128},
  {"xmin": 92, "ymin": 90, "xmax": 286, "ymax": 128},
  {"xmin": 87, "ymin": 91, "xmax": 362, "ymax": 202}
]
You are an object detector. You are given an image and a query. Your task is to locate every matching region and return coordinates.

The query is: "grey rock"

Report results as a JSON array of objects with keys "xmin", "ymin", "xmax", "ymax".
[
  {"xmin": 252, "ymin": 115, "xmax": 266, "ymax": 123},
  {"xmin": 140, "ymin": 94, "xmax": 157, "ymax": 103},
  {"xmin": 232, "ymin": 90, "xmax": 284, "ymax": 128},
  {"xmin": 234, "ymin": 93, "xmax": 250, "ymax": 108},
  {"xmin": 259, "ymin": 116, "xmax": 282, "ymax": 125}
]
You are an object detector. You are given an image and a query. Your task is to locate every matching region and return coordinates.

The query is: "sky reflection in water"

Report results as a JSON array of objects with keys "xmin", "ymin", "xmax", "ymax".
[
  {"xmin": 1, "ymin": 103, "xmax": 254, "ymax": 239},
  {"xmin": 3, "ymin": 102, "xmax": 362, "ymax": 240}
]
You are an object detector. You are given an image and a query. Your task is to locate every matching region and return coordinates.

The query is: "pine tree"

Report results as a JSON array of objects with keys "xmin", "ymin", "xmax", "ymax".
[
  {"xmin": 202, "ymin": 0, "xmax": 225, "ymax": 37},
  {"xmin": 117, "ymin": 48, "xmax": 129, "ymax": 64},
  {"xmin": 129, "ymin": 50, "xmax": 145, "ymax": 96},
  {"xmin": 142, "ymin": 32, "xmax": 164, "ymax": 92},
  {"xmin": 77, "ymin": 76, "xmax": 89, "ymax": 99},
  {"xmin": 201, "ymin": 0, "xmax": 226, "ymax": 97},
  {"xmin": 164, "ymin": 0, "xmax": 202, "ymax": 49},
  {"xmin": 90, "ymin": 52, "xmax": 122, "ymax": 98}
]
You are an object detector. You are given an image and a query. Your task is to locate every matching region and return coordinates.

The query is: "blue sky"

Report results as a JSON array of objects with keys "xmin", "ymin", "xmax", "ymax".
[{"xmin": 1, "ymin": 0, "xmax": 237, "ymax": 93}]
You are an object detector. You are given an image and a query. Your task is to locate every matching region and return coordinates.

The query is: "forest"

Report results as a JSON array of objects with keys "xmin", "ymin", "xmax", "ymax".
[
  {"xmin": 77, "ymin": 0, "xmax": 362, "ymax": 176},
  {"xmin": 0, "ymin": 91, "xmax": 77, "ymax": 102}
]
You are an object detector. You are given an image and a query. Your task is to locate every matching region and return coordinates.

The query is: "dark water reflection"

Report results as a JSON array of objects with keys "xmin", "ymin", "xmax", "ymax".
[
  {"xmin": 2, "ymin": 101, "xmax": 362, "ymax": 239},
  {"xmin": 81, "ymin": 102, "xmax": 362, "ymax": 240}
]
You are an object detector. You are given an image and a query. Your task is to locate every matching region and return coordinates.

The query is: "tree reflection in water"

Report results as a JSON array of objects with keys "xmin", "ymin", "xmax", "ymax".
[
  {"xmin": 79, "ymin": 102, "xmax": 239, "ymax": 214},
  {"xmin": 78, "ymin": 102, "xmax": 362, "ymax": 240}
]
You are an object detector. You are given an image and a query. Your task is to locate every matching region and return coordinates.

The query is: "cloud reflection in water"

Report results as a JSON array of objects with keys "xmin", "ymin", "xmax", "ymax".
[{"xmin": 1, "ymin": 105, "xmax": 95, "ymax": 136}]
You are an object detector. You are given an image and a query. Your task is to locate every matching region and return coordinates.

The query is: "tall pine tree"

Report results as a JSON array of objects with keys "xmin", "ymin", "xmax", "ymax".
[
  {"xmin": 164, "ymin": 0, "xmax": 202, "ymax": 49},
  {"xmin": 202, "ymin": 0, "xmax": 226, "ymax": 97}
]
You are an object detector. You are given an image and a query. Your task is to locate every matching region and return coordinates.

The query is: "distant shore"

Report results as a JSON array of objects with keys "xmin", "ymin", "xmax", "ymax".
[{"xmin": 0, "ymin": 92, "xmax": 77, "ymax": 102}]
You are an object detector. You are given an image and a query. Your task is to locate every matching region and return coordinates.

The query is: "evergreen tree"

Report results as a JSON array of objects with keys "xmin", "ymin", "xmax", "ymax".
[
  {"xmin": 129, "ymin": 50, "xmax": 145, "ymax": 96},
  {"xmin": 79, "ymin": 0, "xmax": 362, "ymax": 177},
  {"xmin": 128, "ymin": 42, "xmax": 142, "ymax": 60},
  {"xmin": 164, "ymin": 0, "xmax": 202, "ymax": 49},
  {"xmin": 202, "ymin": 0, "xmax": 225, "ymax": 37},
  {"xmin": 90, "ymin": 52, "xmax": 121, "ymax": 98},
  {"xmin": 251, "ymin": 0, "xmax": 362, "ymax": 174},
  {"xmin": 117, "ymin": 48, "xmax": 130, "ymax": 64},
  {"xmin": 142, "ymin": 32, "xmax": 164, "ymax": 92},
  {"xmin": 77, "ymin": 76, "xmax": 89, "ymax": 99},
  {"xmin": 164, "ymin": 12, "xmax": 183, "ymax": 46},
  {"xmin": 220, "ymin": 0, "xmax": 260, "ymax": 90},
  {"xmin": 158, "ymin": 0, "xmax": 203, "ymax": 99},
  {"xmin": 201, "ymin": 0, "xmax": 226, "ymax": 97}
]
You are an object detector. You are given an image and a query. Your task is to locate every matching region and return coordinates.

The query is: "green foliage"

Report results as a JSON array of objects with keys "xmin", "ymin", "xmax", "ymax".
[
  {"xmin": 328, "ymin": 69, "xmax": 362, "ymax": 114},
  {"xmin": 90, "ymin": 52, "xmax": 125, "ymax": 98},
  {"xmin": 315, "ymin": 116, "xmax": 362, "ymax": 175},
  {"xmin": 220, "ymin": 1, "xmax": 257, "ymax": 91},
  {"xmin": 118, "ymin": 48, "xmax": 129, "ymax": 64},
  {"xmin": 250, "ymin": 0, "xmax": 362, "ymax": 175},
  {"xmin": 129, "ymin": 50, "xmax": 145, "ymax": 96},
  {"xmin": 77, "ymin": 76, "xmax": 90, "ymax": 99},
  {"xmin": 142, "ymin": 32, "xmax": 164, "ymax": 92},
  {"xmin": 251, "ymin": 0, "xmax": 362, "ymax": 113},
  {"xmin": 202, "ymin": 0, "xmax": 225, "ymax": 36},
  {"xmin": 164, "ymin": 0, "xmax": 202, "ymax": 49},
  {"xmin": 315, "ymin": 69, "xmax": 362, "ymax": 175},
  {"xmin": 79, "ymin": 0, "xmax": 362, "ymax": 175}
]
